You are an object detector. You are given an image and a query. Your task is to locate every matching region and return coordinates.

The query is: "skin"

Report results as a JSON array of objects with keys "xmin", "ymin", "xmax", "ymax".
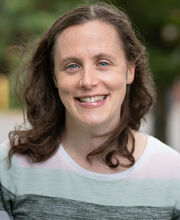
[{"xmin": 53, "ymin": 20, "xmax": 147, "ymax": 173}]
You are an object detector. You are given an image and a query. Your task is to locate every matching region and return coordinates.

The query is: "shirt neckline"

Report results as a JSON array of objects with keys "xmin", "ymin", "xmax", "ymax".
[{"xmin": 59, "ymin": 135, "xmax": 151, "ymax": 181}]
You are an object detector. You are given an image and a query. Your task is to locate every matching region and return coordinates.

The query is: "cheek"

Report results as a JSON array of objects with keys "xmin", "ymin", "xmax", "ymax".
[
  {"xmin": 103, "ymin": 74, "xmax": 127, "ymax": 90},
  {"xmin": 56, "ymin": 76, "xmax": 74, "ymax": 94},
  {"xmin": 56, "ymin": 78, "xmax": 76, "ymax": 105},
  {"xmin": 105, "ymin": 75, "xmax": 127, "ymax": 106}
]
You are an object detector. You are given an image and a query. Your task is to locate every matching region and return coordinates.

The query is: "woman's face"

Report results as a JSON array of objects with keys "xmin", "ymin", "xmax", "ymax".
[{"xmin": 53, "ymin": 20, "xmax": 134, "ymax": 130}]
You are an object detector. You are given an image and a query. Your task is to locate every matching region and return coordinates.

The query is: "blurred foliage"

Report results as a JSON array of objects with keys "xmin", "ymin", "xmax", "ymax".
[
  {"xmin": 0, "ymin": 0, "xmax": 180, "ymax": 108},
  {"xmin": 113, "ymin": 0, "xmax": 180, "ymax": 88}
]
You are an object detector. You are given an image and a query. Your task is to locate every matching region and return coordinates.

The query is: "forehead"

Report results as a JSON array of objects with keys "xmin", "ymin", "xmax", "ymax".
[{"xmin": 54, "ymin": 20, "xmax": 125, "ymax": 60}]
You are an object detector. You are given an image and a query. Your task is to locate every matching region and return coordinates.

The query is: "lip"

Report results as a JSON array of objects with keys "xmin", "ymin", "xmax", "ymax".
[
  {"xmin": 75, "ymin": 94, "xmax": 109, "ymax": 99},
  {"xmin": 75, "ymin": 94, "xmax": 109, "ymax": 108}
]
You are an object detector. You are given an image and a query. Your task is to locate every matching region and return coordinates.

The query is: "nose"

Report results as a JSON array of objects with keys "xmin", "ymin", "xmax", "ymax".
[{"xmin": 79, "ymin": 66, "xmax": 98, "ymax": 89}]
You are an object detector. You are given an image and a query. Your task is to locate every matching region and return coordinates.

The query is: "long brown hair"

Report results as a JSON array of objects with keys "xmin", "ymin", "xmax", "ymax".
[{"xmin": 9, "ymin": 3, "xmax": 154, "ymax": 168}]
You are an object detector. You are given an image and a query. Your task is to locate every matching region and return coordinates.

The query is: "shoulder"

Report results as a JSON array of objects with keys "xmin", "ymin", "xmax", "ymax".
[
  {"xmin": 0, "ymin": 140, "xmax": 19, "ymax": 194},
  {"xmin": 0, "ymin": 139, "xmax": 11, "ymax": 160},
  {"xmin": 147, "ymin": 135, "xmax": 180, "ymax": 157},
  {"xmin": 143, "ymin": 135, "xmax": 180, "ymax": 178}
]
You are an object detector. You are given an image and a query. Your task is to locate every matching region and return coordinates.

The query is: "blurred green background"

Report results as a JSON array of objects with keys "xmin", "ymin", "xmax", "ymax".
[{"xmin": 0, "ymin": 0, "xmax": 180, "ymax": 145}]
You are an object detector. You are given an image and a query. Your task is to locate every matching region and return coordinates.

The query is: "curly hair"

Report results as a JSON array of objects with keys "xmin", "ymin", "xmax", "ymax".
[{"xmin": 9, "ymin": 3, "xmax": 155, "ymax": 168}]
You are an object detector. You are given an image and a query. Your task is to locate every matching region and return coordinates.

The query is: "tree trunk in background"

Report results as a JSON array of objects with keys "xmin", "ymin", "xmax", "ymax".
[{"xmin": 154, "ymin": 88, "xmax": 168, "ymax": 144}]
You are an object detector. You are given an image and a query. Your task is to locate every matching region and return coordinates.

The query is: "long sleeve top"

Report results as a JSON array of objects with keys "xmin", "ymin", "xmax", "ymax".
[{"xmin": 0, "ymin": 135, "xmax": 180, "ymax": 219}]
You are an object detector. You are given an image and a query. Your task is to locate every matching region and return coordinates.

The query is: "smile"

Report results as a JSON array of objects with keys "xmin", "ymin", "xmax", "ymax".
[
  {"xmin": 77, "ymin": 95, "xmax": 106, "ymax": 103},
  {"xmin": 75, "ymin": 94, "xmax": 109, "ymax": 108}
]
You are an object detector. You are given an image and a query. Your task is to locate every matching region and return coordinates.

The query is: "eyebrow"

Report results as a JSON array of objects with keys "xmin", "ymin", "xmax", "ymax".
[
  {"xmin": 60, "ymin": 57, "xmax": 82, "ymax": 65},
  {"xmin": 60, "ymin": 53, "xmax": 115, "ymax": 65},
  {"xmin": 93, "ymin": 53, "xmax": 115, "ymax": 61}
]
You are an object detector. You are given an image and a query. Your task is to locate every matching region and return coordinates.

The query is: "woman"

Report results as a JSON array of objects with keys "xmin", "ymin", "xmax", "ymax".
[{"xmin": 0, "ymin": 3, "xmax": 180, "ymax": 219}]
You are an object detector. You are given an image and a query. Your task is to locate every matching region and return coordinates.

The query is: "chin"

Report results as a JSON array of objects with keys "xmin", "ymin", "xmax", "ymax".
[{"xmin": 78, "ymin": 115, "xmax": 109, "ymax": 128}]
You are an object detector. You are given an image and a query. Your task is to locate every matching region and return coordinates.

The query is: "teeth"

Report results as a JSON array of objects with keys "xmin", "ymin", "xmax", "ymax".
[{"xmin": 79, "ymin": 96, "xmax": 106, "ymax": 103}]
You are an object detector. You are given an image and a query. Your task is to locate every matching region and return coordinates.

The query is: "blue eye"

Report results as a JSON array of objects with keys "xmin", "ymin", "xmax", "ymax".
[
  {"xmin": 67, "ymin": 64, "xmax": 79, "ymax": 71},
  {"xmin": 98, "ymin": 61, "xmax": 109, "ymax": 67}
]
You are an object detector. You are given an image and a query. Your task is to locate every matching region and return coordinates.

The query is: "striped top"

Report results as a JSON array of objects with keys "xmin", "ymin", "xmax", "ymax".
[{"xmin": 0, "ymin": 135, "xmax": 180, "ymax": 219}]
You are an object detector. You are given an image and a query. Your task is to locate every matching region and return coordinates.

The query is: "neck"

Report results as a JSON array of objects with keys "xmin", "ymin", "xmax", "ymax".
[
  {"xmin": 61, "ymin": 114, "xmax": 147, "ymax": 173},
  {"xmin": 61, "ymin": 114, "xmax": 118, "ymax": 158}
]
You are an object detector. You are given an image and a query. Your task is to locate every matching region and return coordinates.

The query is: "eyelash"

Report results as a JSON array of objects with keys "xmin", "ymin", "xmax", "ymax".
[
  {"xmin": 66, "ymin": 64, "xmax": 79, "ymax": 71},
  {"xmin": 97, "ymin": 61, "xmax": 109, "ymax": 68},
  {"xmin": 65, "ymin": 60, "xmax": 110, "ymax": 72}
]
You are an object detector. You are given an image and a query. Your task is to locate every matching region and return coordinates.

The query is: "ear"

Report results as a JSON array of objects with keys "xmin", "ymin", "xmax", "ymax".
[{"xmin": 127, "ymin": 64, "xmax": 135, "ymax": 84}]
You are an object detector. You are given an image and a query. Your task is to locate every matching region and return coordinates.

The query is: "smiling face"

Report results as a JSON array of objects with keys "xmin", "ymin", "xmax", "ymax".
[{"xmin": 53, "ymin": 20, "xmax": 134, "ymax": 131}]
